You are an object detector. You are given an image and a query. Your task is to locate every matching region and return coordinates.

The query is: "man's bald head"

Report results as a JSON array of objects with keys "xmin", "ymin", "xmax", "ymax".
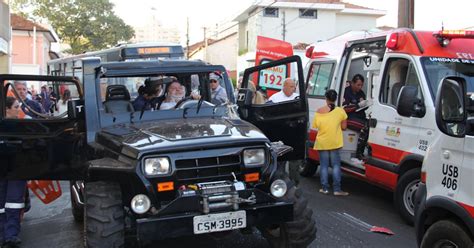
[{"xmin": 282, "ymin": 78, "xmax": 296, "ymax": 97}]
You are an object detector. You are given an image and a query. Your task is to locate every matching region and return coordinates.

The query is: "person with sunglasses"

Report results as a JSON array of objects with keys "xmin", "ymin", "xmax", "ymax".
[
  {"xmin": 0, "ymin": 97, "xmax": 27, "ymax": 247},
  {"xmin": 209, "ymin": 72, "xmax": 228, "ymax": 105}
]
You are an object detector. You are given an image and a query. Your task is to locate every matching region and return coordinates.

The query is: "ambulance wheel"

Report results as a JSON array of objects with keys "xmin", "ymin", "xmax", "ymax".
[
  {"xmin": 259, "ymin": 186, "xmax": 317, "ymax": 247},
  {"xmin": 421, "ymin": 219, "xmax": 473, "ymax": 248},
  {"xmin": 395, "ymin": 168, "xmax": 420, "ymax": 225},
  {"xmin": 298, "ymin": 159, "xmax": 318, "ymax": 177},
  {"xmin": 70, "ymin": 182, "xmax": 84, "ymax": 222},
  {"xmin": 84, "ymin": 181, "xmax": 124, "ymax": 248}
]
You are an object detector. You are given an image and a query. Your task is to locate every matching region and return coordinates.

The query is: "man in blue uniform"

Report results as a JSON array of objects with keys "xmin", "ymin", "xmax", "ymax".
[
  {"xmin": 0, "ymin": 95, "xmax": 27, "ymax": 247},
  {"xmin": 14, "ymin": 81, "xmax": 45, "ymax": 118}
]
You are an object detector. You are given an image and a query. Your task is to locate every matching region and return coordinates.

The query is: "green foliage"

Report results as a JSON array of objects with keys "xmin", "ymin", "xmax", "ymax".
[{"xmin": 11, "ymin": 0, "xmax": 135, "ymax": 54}]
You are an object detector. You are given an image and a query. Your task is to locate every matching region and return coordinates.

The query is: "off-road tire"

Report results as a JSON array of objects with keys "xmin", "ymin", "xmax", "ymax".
[
  {"xmin": 84, "ymin": 181, "xmax": 124, "ymax": 248},
  {"xmin": 421, "ymin": 219, "xmax": 473, "ymax": 248},
  {"xmin": 298, "ymin": 159, "xmax": 318, "ymax": 177},
  {"xmin": 259, "ymin": 186, "xmax": 317, "ymax": 247},
  {"xmin": 70, "ymin": 181, "xmax": 84, "ymax": 222},
  {"xmin": 395, "ymin": 168, "xmax": 420, "ymax": 225}
]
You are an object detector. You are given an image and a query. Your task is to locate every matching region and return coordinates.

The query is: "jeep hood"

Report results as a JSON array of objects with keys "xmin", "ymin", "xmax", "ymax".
[{"xmin": 96, "ymin": 118, "xmax": 268, "ymax": 158}]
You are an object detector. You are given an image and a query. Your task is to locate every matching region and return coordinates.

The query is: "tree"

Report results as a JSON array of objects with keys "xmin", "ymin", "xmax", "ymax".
[{"xmin": 12, "ymin": 0, "xmax": 135, "ymax": 54}]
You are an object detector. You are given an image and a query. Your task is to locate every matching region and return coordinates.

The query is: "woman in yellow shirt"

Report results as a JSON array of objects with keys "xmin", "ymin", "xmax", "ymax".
[{"xmin": 312, "ymin": 90, "xmax": 349, "ymax": 196}]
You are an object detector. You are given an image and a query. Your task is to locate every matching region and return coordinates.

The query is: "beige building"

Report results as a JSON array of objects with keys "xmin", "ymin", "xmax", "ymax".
[
  {"xmin": 0, "ymin": 0, "xmax": 11, "ymax": 73},
  {"xmin": 132, "ymin": 16, "xmax": 180, "ymax": 44},
  {"xmin": 188, "ymin": 32, "xmax": 238, "ymax": 79}
]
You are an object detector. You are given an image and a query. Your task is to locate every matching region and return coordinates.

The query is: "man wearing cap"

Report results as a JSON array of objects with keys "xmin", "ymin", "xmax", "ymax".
[
  {"xmin": 268, "ymin": 78, "xmax": 298, "ymax": 103},
  {"xmin": 209, "ymin": 73, "xmax": 228, "ymax": 105}
]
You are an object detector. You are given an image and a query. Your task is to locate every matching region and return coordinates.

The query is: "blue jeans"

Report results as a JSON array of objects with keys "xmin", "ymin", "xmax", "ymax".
[{"xmin": 318, "ymin": 149, "xmax": 342, "ymax": 192}]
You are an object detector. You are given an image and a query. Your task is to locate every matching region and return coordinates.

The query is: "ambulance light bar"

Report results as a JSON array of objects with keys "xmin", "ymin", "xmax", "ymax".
[
  {"xmin": 305, "ymin": 45, "xmax": 329, "ymax": 59},
  {"xmin": 386, "ymin": 32, "xmax": 399, "ymax": 50},
  {"xmin": 433, "ymin": 30, "xmax": 474, "ymax": 47},
  {"xmin": 434, "ymin": 30, "xmax": 474, "ymax": 39},
  {"xmin": 305, "ymin": 45, "xmax": 315, "ymax": 58}
]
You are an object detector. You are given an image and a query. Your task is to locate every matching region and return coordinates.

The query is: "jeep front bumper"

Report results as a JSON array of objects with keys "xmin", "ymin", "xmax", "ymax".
[{"xmin": 136, "ymin": 201, "xmax": 292, "ymax": 242}]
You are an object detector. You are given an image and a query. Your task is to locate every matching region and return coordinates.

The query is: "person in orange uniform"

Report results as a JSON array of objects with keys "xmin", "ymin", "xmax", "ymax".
[{"xmin": 312, "ymin": 90, "xmax": 349, "ymax": 196}]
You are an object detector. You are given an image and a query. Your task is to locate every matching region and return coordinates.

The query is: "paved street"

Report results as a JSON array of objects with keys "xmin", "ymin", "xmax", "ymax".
[{"xmin": 19, "ymin": 173, "xmax": 416, "ymax": 248}]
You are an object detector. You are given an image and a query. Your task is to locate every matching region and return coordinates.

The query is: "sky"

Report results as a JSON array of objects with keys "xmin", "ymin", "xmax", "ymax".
[{"xmin": 110, "ymin": 0, "xmax": 474, "ymax": 45}]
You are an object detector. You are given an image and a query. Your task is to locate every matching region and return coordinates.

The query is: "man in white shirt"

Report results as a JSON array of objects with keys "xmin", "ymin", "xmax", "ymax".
[{"xmin": 268, "ymin": 78, "xmax": 299, "ymax": 103}]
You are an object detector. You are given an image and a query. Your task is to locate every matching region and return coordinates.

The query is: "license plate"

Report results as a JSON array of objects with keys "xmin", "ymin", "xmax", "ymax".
[{"xmin": 193, "ymin": 210, "xmax": 246, "ymax": 234}]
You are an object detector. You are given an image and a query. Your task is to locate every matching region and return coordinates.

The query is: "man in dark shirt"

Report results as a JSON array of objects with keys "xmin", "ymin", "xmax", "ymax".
[
  {"xmin": 14, "ymin": 81, "xmax": 45, "ymax": 118},
  {"xmin": 343, "ymin": 74, "xmax": 367, "ymax": 121},
  {"xmin": 343, "ymin": 74, "xmax": 368, "ymax": 160}
]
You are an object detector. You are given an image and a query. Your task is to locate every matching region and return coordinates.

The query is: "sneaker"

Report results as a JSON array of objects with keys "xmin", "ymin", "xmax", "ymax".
[
  {"xmin": 351, "ymin": 157, "xmax": 364, "ymax": 165},
  {"xmin": 319, "ymin": 189, "xmax": 329, "ymax": 195},
  {"xmin": 3, "ymin": 237, "xmax": 21, "ymax": 248},
  {"xmin": 334, "ymin": 191, "xmax": 349, "ymax": 196}
]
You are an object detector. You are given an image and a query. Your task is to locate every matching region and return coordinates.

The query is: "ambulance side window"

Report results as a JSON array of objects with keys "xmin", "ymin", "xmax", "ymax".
[
  {"xmin": 405, "ymin": 63, "xmax": 423, "ymax": 101},
  {"xmin": 380, "ymin": 58, "xmax": 422, "ymax": 107},
  {"xmin": 306, "ymin": 62, "xmax": 334, "ymax": 98}
]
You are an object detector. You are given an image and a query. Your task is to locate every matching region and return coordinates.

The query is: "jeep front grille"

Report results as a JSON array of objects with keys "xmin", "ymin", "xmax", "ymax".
[{"xmin": 175, "ymin": 155, "xmax": 241, "ymax": 181}]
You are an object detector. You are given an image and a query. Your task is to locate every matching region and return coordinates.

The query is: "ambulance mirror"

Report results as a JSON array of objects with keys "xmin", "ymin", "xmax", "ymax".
[
  {"xmin": 435, "ymin": 76, "xmax": 467, "ymax": 137},
  {"xmin": 397, "ymin": 85, "xmax": 418, "ymax": 117}
]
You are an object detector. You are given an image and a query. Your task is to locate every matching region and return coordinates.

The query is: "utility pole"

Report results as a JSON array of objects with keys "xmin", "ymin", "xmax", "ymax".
[
  {"xmin": 203, "ymin": 27, "xmax": 207, "ymax": 61},
  {"xmin": 398, "ymin": 0, "xmax": 414, "ymax": 28},
  {"xmin": 282, "ymin": 11, "xmax": 286, "ymax": 41},
  {"xmin": 186, "ymin": 17, "xmax": 190, "ymax": 59}
]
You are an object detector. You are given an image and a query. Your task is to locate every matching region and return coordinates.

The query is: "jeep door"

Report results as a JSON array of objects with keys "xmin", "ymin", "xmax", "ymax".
[
  {"xmin": 238, "ymin": 56, "xmax": 308, "ymax": 161},
  {"xmin": 0, "ymin": 75, "xmax": 86, "ymax": 180}
]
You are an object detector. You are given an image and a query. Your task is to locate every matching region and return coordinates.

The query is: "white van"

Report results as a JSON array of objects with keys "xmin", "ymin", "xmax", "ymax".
[
  {"xmin": 300, "ymin": 28, "xmax": 474, "ymax": 224},
  {"xmin": 414, "ymin": 76, "xmax": 473, "ymax": 247}
]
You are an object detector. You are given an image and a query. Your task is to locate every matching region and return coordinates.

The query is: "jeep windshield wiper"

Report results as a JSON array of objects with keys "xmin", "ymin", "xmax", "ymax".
[{"xmin": 196, "ymin": 97, "xmax": 204, "ymax": 114}]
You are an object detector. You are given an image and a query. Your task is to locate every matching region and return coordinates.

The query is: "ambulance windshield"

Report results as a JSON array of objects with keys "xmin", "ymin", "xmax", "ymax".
[{"xmin": 421, "ymin": 57, "xmax": 474, "ymax": 106}]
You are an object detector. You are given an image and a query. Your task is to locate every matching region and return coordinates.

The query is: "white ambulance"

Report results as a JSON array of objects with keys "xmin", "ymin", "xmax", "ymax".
[
  {"xmin": 299, "ymin": 28, "xmax": 474, "ymax": 225},
  {"xmin": 414, "ymin": 76, "xmax": 473, "ymax": 247}
]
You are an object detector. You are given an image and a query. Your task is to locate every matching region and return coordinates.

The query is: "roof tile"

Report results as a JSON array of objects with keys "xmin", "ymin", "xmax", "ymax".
[{"xmin": 11, "ymin": 13, "xmax": 49, "ymax": 32}]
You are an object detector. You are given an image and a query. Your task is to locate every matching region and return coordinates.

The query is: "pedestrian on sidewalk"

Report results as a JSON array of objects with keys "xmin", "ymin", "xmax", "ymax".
[{"xmin": 312, "ymin": 89, "xmax": 349, "ymax": 196}]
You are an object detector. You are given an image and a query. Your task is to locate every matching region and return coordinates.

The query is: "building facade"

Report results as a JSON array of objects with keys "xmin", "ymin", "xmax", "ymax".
[
  {"xmin": 188, "ymin": 32, "xmax": 238, "ymax": 80},
  {"xmin": 233, "ymin": 0, "xmax": 385, "ymax": 73},
  {"xmin": 132, "ymin": 16, "xmax": 180, "ymax": 44},
  {"xmin": 0, "ymin": 0, "xmax": 10, "ymax": 74},
  {"xmin": 11, "ymin": 14, "xmax": 58, "ymax": 75}
]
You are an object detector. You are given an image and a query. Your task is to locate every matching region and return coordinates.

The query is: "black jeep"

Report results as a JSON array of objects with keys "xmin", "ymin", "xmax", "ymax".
[{"xmin": 0, "ymin": 56, "xmax": 316, "ymax": 247}]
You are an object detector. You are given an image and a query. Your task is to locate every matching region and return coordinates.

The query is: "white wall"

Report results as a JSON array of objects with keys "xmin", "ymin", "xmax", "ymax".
[
  {"xmin": 190, "ymin": 48, "xmax": 204, "ymax": 61},
  {"xmin": 206, "ymin": 33, "xmax": 238, "ymax": 71},
  {"xmin": 335, "ymin": 14, "xmax": 378, "ymax": 35},
  {"xmin": 260, "ymin": 8, "xmax": 338, "ymax": 44},
  {"xmin": 246, "ymin": 13, "xmax": 260, "ymax": 52}
]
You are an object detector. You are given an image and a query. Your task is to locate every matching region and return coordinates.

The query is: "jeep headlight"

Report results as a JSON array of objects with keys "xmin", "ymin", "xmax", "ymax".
[
  {"xmin": 243, "ymin": 148, "xmax": 265, "ymax": 167},
  {"xmin": 144, "ymin": 157, "xmax": 170, "ymax": 176}
]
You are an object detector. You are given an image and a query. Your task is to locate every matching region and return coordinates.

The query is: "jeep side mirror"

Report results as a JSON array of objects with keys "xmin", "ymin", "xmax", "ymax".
[
  {"xmin": 237, "ymin": 88, "xmax": 253, "ymax": 108},
  {"xmin": 397, "ymin": 86, "xmax": 425, "ymax": 117},
  {"xmin": 435, "ymin": 76, "xmax": 467, "ymax": 137},
  {"xmin": 68, "ymin": 99, "xmax": 85, "ymax": 119}
]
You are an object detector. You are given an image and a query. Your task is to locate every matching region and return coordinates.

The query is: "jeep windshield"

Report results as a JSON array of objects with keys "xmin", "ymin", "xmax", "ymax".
[
  {"xmin": 96, "ymin": 65, "xmax": 235, "ymax": 127},
  {"xmin": 421, "ymin": 57, "xmax": 474, "ymax": 108}
]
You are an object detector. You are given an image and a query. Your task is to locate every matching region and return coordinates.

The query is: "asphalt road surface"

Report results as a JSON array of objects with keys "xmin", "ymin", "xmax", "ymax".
[{"xmin": 19, "ymin": 173, "xmax": 417, "ymax": 248}]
